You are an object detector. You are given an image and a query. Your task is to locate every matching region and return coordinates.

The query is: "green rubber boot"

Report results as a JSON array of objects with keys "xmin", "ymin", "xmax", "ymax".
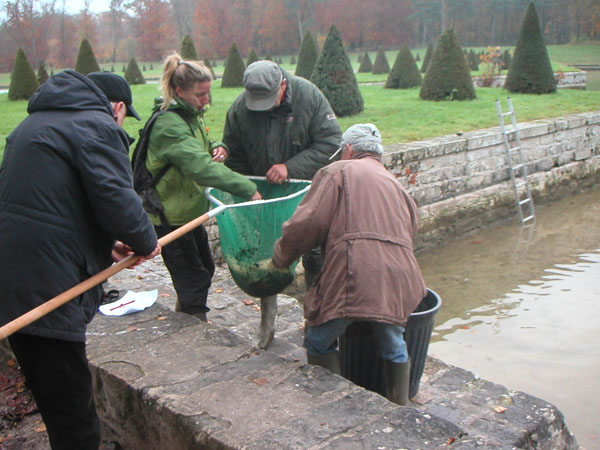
[
  {"xmin": 384, "ymin": 359, "xmax": 410, "ymax": 405},
  {"xmin": 307, "ymin": 351, "xmax": 341, "ymax": 375}
]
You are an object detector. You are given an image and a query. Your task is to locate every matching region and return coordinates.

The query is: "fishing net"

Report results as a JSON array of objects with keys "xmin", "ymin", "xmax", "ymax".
[{"xmin": 206, "ymin": 177, "xmax": 310, "ymax": 297}]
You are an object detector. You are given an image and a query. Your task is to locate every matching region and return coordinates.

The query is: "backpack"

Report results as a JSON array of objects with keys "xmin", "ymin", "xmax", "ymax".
[{"xmin": 131, "ymin": 109, "xmax": 184, "ymax": 226}]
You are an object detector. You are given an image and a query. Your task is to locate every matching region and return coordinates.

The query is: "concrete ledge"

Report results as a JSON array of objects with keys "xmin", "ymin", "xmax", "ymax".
[{"xmin": 83, "ymin": 264, "xmax": 580, "ymax": 449}]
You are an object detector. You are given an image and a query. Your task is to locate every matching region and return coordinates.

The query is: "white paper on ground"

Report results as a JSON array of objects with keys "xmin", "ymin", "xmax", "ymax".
[{"xmin": 98, "ymin": 289, "xmax": 158, "ymax": 316}]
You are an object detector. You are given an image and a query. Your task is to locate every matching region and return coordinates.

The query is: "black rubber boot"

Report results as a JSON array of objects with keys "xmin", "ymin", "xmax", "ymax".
[
  {"xmin": 384, "ymin": 359, "xmax": 410, "ymax": 405},
  {"xmin": 307, "ymin": 351, "xmax": 341, "ymax": 375}
]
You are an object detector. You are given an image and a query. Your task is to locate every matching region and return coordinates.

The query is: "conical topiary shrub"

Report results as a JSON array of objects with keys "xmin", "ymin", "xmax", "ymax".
[
  {"xmin": 203, "ymin": 57, "xmax": 216, "ymax": 80},
  {"xmin": 384, "ymin": 45, "xmax": 421, "ymax": 89},
  {"xmin": 8, "ymin": 48, "xmax": 39, "ymax": 101},
  {"xmin": 246, "ymin": 48, "xmax": 259, "ymax": 67},
  {"xmin": 358, "ymin": 51, "xmax": 372, "ymax": 73},
  {"xmin": 415, "ymin": 53, "xmax": 421, "ymax": 62},
  {"xmin": 74, "ymin": 38, "xmax": 101, "ymax": 75},
  {"xmin": 311, "ymin": 25, "xmax": 363, "ymax": 117},
  {"xmin": 502, "ymin": 49, "xmax": 512, "ymax": 71},
  {"xmin": 179, "ymin": 34, "xmax": 198, "ymax": 60},
  {"xmin": 505, "ymin": 3, "xmax": 555, "ymax": 94},
  {"xmin": 372, "ymin": 46, "xmax": 390, "ymax": 74},
  {"xmin": 124, "ymin": 57, "xmax": 145, "ymax": 85},
  {"xmin": 295, "ymin": 30, "xmax": 318, "ymax": 79},
  {"xmin": 420, "ymin": 43, "xmax": 433, "ymax": 73},
  {"xmin": 221, "ymin": 42, "xmax": 245, "ymax": 87},
  {"xmin": 468, "ymin": 49, "xmax": 479, "ymax": 71},
  {"xmin": 420, "ymin": 29, "xmax": 476, "ymax": 101},
  {"xmin": 37, "ymin": 63, "xmax": 50, "ymax": 85}
]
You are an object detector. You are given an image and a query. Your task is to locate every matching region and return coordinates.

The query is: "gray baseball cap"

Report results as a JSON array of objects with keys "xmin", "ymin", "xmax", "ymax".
[
  {"xmin": 243, "ymin": 61, "xmax": 283, "ymax": 111},
  {"xmin": 330, "ymin": 123, "xmax": 383, "ymax": 160}
]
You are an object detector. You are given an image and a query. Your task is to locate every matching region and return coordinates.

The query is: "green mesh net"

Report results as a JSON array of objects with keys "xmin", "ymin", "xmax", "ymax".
[{"xmin": 206, "ymin": 178, "xmax": 310, "ymax": 297}]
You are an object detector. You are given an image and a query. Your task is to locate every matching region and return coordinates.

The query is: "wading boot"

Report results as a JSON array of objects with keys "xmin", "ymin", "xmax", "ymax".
[
  {"xmin": 307, "ymin": 351, "xmax": 341, "ymax": 375},
  {"xmin": 383, "ymin": 359, "xmax": 410, "ymax": 405}
]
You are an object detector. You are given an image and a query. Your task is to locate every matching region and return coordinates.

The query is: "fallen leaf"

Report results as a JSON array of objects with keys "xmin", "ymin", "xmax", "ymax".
[
  {"xmin": 0, "ymin": 435, "xmax": 14, "ymax": 443},
  {"xmin": 34, "ymin": 423, "xmax": 47, "ymax": 432},
  {"xmin": 242, "ymin": 299, "xmax": 254, "ymax": 305},
  {"xmin": 157, "ymin": 316, "xmax": 167, "ymax": 321},
  {"xmin": 405, "ymin": 167, "xmax": 412, "ymax": 176},
  {"xmin": 126, "ymin": 326, "xmax": 139, "ymax": 332},
  {"xmin": 460, "ymin": 325, "xmax": 469, "ymax": 329},
  {"xmin": 136, "ymin": 275, "xmax": 143, "ymax": 280},
  {"xmin": 409, "ymin": 173, "xmax": 417, "ymax": 185},
  {"xmin": 7, "ymin": 359, "xmax": 15, "ymax": 367},
  {"xmin": 252, "ymin": 306, "xmax": 260, "ymax": 311},
  {"xmin": 160, "ymin": 293, "xmax": 171, "ymax": 298},
  {"xmin": 253, "ymin": 377, "xmax": 269, "ymax": 385},
  {"xmin": 445, "ymin": 437, "xmax": 455, "ymax": 445},
  {"xmin": 215, "ymin": 288, "xmax": 224, "ymax": 293},
  {"xmin": 494, "ymin": 405, "xmax": 507, "ymax": 413}
]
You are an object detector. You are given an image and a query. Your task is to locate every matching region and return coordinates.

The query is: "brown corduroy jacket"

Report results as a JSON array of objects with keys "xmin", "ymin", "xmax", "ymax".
[{"xmin": 273, "ymin": 152, "xmax": 427, "ymax": 327}]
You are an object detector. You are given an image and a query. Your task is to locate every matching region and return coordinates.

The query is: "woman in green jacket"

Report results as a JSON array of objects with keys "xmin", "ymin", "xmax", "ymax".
[{"xmin": 147, "ymin": 53, "xmax": 261, "ymax": 320}]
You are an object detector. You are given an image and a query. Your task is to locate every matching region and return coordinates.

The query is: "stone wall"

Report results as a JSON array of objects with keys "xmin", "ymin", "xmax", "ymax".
[
  {"xmin": 472, "ymin": 71, "xmax": 587, "ymax": 89},
  {"xmin": 208, "ymin": 110, "xmax": 600, "ymax": 259}
]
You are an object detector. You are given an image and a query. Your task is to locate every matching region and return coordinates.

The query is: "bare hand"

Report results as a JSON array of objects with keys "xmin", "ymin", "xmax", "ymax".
[
  {"xmin": 212, "ymin": 146, "xmax": 228, "ymax": 163},
  {"xmin": 266, "ymin": 163, "xmax": 288, "ymax": 184},
  {"xmin": 250, "ymin": 190, "xmax": 262, "ymax": 201},
  {"xmin": 112, "ymin": 241, "xmax": 160, "ymax": 269}
]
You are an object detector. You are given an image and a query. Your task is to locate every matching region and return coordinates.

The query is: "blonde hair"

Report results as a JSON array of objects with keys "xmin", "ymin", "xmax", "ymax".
[{"xmin": 159, "ymin": 52, "xmax": 213, "ymax": 110}]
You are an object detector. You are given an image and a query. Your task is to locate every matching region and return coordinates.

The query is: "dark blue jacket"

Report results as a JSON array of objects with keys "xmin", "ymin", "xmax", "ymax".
[{"xmin": 0, "ymin": 70, "xmax": 157, "ymax": 342}]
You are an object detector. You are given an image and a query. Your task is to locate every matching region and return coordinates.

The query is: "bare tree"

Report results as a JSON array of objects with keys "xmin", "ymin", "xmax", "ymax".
[{"xmin": 169, "ymin": 0, "xmax": 195, "ymax": 41}]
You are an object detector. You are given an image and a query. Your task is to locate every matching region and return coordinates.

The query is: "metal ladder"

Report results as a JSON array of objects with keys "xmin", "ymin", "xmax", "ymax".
[{"xmin": 495, "ymin": 97, "xmax": 535, "ymax": 225}]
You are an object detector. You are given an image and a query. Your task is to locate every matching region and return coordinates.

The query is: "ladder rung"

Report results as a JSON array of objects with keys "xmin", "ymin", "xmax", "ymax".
[
  {"xmin": 509, "ymin": 146, "xmax": 521, "ymax": 152},
  {"xmin": 511, "ymin": 163, "xmax": 524, "ymax": 171},
  {"xmin": 501, "ymin": 111, "xmax": 512, "ymax": 116},
  {"xmin": 522, "ymin": 215, "xmax": 535, "ymax": 223},
  {"xmin": 519, "ymin": 198, "xmax": 532, "ymax": 205},
  {"xmin": 516, "ymin": 181, "xmax": 527, "ymax": 188}
]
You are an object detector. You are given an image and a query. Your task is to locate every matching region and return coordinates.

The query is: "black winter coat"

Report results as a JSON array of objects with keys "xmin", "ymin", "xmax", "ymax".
[{"xmin": 0, "ymin": 70, "xmax": 157, "ymax": 342}]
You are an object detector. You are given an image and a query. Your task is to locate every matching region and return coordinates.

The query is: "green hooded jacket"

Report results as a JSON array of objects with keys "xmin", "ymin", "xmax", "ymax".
[
  {"xmin": 147, "ymin": 97, "xmax": 256, "ymax": 226},
  {"xmin": 223, "ymin": 69, "xmax": 341, "ymax": 179}
]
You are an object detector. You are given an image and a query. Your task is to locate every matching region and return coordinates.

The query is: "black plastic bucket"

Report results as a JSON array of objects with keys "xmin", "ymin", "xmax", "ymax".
[{"xmin": 339, "ymin": 288, "xmax": 442, "ymax": 399}]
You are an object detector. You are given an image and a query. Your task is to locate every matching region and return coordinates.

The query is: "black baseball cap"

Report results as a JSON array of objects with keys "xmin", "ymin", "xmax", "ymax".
[{"xmin": 87, "ymin": 71, "xmax": 141, "ymax": 120}]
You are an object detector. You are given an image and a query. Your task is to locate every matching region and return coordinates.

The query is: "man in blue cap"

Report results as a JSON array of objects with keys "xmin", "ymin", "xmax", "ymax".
[{"xmin": 0, "ymin": 70, "xmax": 160, "ymax": 449}]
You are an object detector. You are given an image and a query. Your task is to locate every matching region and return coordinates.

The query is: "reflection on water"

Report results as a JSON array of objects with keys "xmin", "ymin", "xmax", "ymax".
[{"xmin": 416, "ymin": 187, "xmax": 600, "ymax": 449}]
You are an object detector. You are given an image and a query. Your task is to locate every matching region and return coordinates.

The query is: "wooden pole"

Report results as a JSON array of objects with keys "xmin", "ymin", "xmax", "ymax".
[{"xmin": 0, "ymin": 211, "xmax": 217, "ymax": 341}]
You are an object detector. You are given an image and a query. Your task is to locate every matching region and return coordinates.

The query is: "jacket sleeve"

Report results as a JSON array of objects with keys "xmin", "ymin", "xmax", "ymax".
[
  {"xmin": 152, "ymin": 112, "xmax": 257, "ymax": 199},
  {"xmin": 273, "ymin": 168, "xmax": 340, "ymax": 268},
  {"xmin": 76, "ymin": 119, "xmax": 157, "ymax": 256},
  {"xmin": 284, "ymin": 88, "xmax": 342, "ymax": 180},
  {"xmin": 222, "ymin": 103, "xmax": 254, "ymax": 175}
]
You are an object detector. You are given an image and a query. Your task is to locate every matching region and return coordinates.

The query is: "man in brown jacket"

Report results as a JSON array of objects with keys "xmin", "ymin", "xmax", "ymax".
[{"xmin": 272, "ymin": 123, "xmax": 427, "ymax": 405}]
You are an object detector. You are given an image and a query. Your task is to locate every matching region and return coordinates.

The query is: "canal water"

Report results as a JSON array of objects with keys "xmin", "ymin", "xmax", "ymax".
[{"xmin": 417, "ymin": 186, "xmax": 600, "ymax": 449}]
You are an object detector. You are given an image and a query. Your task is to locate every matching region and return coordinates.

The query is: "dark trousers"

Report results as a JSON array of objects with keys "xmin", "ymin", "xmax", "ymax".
[
  {"xmin": 8, "ymin": 333, "xmax": 101, "ymax": 450},
  {"xmin": 155, "ymin": 224, "xmax": 215, "ymax": 314}
]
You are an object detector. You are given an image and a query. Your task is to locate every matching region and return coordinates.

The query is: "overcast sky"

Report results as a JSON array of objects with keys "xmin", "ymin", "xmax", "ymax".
[{"xmin": 62, "ymin": 0, "xmax": 111, "ymax": 15}]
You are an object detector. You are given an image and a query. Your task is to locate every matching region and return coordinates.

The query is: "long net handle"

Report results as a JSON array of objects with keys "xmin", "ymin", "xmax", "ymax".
[{"xmin": 0, "ymin": 209, "xmax": 223, "ymax": 341}]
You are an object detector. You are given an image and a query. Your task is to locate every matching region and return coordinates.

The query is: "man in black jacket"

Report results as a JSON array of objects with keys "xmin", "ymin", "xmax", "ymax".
[{"xmin": 0, "ymin": 70, "xmax": 160, "ymax": 449}]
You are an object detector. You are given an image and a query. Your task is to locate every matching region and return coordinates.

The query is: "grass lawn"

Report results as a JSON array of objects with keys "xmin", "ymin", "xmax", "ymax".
[{"xmin": 2, "ymin": 81, "xmax": 600, "ymax": 159}]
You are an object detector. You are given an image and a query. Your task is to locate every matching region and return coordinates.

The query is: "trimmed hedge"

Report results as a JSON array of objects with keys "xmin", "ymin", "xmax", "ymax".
[
  {"xmin": 311, "ymin": 25, "xmax": 363, "ymax": 117},
  {"xmin": 420, "ymin": 43, "xmax": 433, "ymax": 73},
  {"xmin": 420, "ymin": 30, "xmax": 475, "ymax": 101},
  {"xmin": 372, "ymin": 46, "xmax": 390, "ymax": 74},
  {"xmin": 74, "ymin": 38, "xmax": 101, "ymax": 75},
  {"xmin": 295, "ymin": 30, "xmax": 318, "ymax": 79},
  {"xmin": 221, "ymin": 42, "xmax": 245, "ymax": 87},
  {"xmin": 358, "ymin": 51, "xmax": 372, "ymax": 73},
  {"xmin": 179, "ymin": 34, "xmax": 198, "ymax": 60},
  {"xmin": 246, "ymin": 48, "xmax": 259, "ymax": 67},
  {"xmin": 385, "ymin": 45, "xmax": 421, "ymax": 89},
  {"xmin": 8, "ymin": 48, "xmax": 39, "ymax": 101},
  {"xmin": 124, "ymin": 57, "xmax": 145, "ymax": 85},
  {"xmin": 505, "ymin": 2, "xmax": 556, "ymax": 94}
]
